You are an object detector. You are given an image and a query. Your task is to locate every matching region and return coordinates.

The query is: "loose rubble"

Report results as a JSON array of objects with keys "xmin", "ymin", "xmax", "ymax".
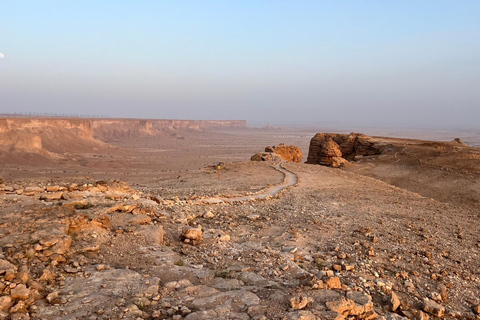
[{"xmin": 0, "ymin": 159, "xmax": 479, "ymax": 319}]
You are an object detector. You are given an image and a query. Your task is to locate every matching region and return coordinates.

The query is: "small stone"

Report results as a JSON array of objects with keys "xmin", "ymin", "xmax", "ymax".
[
  {"xmin": 203, "ymin": 211, "xmax": 214, "ymax": 219},
  {"xmin": 324, "ymin": 277, "xmax": 341, "ymax": 289},
  {"xmin": 0, "ymin": 296, "xmax": 12, "ymax": 312},
  {"xmin": 337, "ymin": 253, "xmax": 347, "ymax": 259},
  {"xmin": 386, "ymin": 313, "xmax": 408, "ymax": 320},
  {"xmin": 39, "ymin": 269, "xmax": 55, "ymax": 282},
  {"xmin": 390, "ymin": 291, "xmax": 401, "ymax": 311},
  {"xmin": 247, "ymin": 214, "xmax": 260, "ymax": 221},
  {"xmin": 290, "ymin": 295, "xmax": 313, "ymax": 310},
  {"xmin": 285, "ymin": 310, "xmax": 317, "ymax": 320},
  {"xmin": 10, "ymin": 284, "xmax": 30, "ymax": 300},
  {"xmin": 11, "ymin": 313, "xmax": 30, "ymax": 320},
  {"xmin": 4, "ymin": 272, "xmax": 15, "ymax": 282},
  {"xmin": 218, "ymin": 234, "xmax": 230, "ymax": 242},
  {"xmin": 180, "ymin": 226, "xmax": 202, "ymax": 245},
  {"xmin": 17, "ymin": 271, "xmax": 30, "ymax": 284},
  {"xmin": 0, "ymin": 259, "xmax": 17, "ymax": 275},
  {"xmin": 46, "ymin": 291, "xmax": 61, "ymax": 305},
  {"xmin": 9, "ymin": 301, "xmax": 27, "ymax": 313},
  {"xmin": 430, "ymin": 292, "xmax": 442, "ymax": 302},
  {"xmin": 368, "ymin": 247, "xmax": 375, "ymax": 256},
  {"xmin": 325, "ymin": 270, "xmax": 335, "ymax": 277},
  {"xmin": 472, "ymin": 304, "xmax": 480, "ymax": 315},
  {"xmin": 437, "ymin": 284, "xmax": 448, "ymax": 301},
  {"xmin": 332, "ymin": 264, "xmax": 342, "ymax": 271},
  {"xmin": 422, "ymin": 298, "xmax": 445, "ymax": 317},
  {"xmin": 416, "ymin": 311, "xmax": 429, "ymax": 320},
  {"xmin": 326, "ymin": 297, "xmax": 355, "ymax": 314},
  {"xmin": 282, "ymin": 246, "xmax": 298, "ymax": 253},
  {"xmin": 96, "ymin": 264, "xmax": 109, "ymax": 271}
]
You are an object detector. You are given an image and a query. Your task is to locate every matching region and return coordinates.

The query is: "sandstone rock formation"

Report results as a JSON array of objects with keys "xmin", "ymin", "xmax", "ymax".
[
  {"xmin": 0, "ymin": 117, "xmax": 247, "ymax": 164},
  {"xmin": 251, "ymin": 144, "xmax": 302, "ymax": 163},
  {"xmin": 250, "ymin": 152, "xmax": 282, "ymax": 162},
  {"xmin": 306, "ymin": 133, "xmax": 392, "ymax": 167},
  {"xmin": 92, "ymin": 119, "xmax": 247, "ymax": 140},
  {"xmin": 265, "ymin": 144, "xmax": 302, "ymax": 163}
]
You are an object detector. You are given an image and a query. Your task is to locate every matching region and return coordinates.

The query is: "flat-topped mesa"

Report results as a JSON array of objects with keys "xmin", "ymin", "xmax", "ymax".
[
  {"xmin": 306, "ymin": 133, "xmax": 391, "ymax": 167},
  {"xmin": 251, "ymin": 144, "xmax": 302, "ymax": 163},
  {"xmin": 0, "ymin": 117, "xmax": 247, "ymax": 163},
  {"xmin": 92, "ymin": 119, "xmax": 247, "ymax": 140}
]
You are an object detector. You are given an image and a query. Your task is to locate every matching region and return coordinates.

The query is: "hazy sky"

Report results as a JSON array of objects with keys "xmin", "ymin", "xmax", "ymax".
[{"xmin": 1, "ymin": 1, "xmax": 479, "ymax": 127}]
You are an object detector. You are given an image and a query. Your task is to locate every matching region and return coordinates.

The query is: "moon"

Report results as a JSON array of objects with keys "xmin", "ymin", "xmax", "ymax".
[{"xmin": 0, "ymin": 53, "xmax": 4, "ymax": 59}]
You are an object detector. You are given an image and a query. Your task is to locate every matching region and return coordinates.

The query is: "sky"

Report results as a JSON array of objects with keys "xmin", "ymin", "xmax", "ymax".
[{"xmin": 1, "ymin": 1, "xmax": 479, "ymax": 128}]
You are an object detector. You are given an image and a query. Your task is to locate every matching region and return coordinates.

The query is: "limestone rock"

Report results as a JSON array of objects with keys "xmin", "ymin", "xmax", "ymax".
[
  {"xmin": 251, "ymin": 152, "xmax": 282, "ymax": 162},
  {"xmin": 390, "ymin": 291, "xmax": 400, "ymax": 311},
  {"xmin": 324, "ymin": 277, "xmax": 341, "ymax": 289},
  {"xmin": 422, "ymin": 298, "xmax": 445, "ymax": 317},
  {"xmin": 0, "ymin": 296, "xmax": 12, "ymax": 312},
  {"xmin": 39, "ymin": 192, "xmax": 64, "ymax": 201},
  {"xmin": 345, "ymin": 291, "xmax": 373, "ymax": 315},
  {"xmin": 325, "ymin": 297, "xmax": 355, "ymax": 315},
  {"xmin": 265, "ymin": 144, "xmax": 302, "ymax": 163},
  {"xmin": 306, "ymin": 133, "xmax": 389, "ymax": 167},
  {"xmin": 290, "ymin": 295, "xmax": 313, "ymax": 310},
  {"xmin": 181, "ymin": 226, "xmax": 202, "ymax": 245},
  {"xmin": 137, "ymin": 225, "xmax": 165, "ymax": 244},
  {"xmin": 0, "ymin": 259, "xmax": 17, "ymax": 274},
  {"xmin": 416, "ymin": 311, "xmax": 429, "ymax": 320},
  {"xmin": 10, "ymin": 284, "xmax": 30, "ymax": 300},
  {"xmin": 284, "ymin": 310, "xmax": 317, "ymax": 320}
]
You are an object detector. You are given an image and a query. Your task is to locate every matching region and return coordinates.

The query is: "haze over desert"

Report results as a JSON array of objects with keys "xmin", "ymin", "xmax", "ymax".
[{"xmin": 1, "ymin": 1, "xmax": 480, "ymax": 320}]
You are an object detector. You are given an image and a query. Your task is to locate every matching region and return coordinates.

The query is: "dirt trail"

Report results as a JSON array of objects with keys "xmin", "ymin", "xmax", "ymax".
[{"xmin": 199, "ymin": 162, "xmax": 298, "ymax": 204}]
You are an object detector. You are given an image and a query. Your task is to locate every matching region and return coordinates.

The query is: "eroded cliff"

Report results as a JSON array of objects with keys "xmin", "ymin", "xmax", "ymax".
[
  {"xmin": 0, "ymin": 118, "xmax": 247, "ymax": 163},
  {"xmin": 92, "ymin": 119, "xmax": 247, "ymax": 140},
  {"xmin": 306, "ymin": 133, "xmax": 395, "ymax": 167}
]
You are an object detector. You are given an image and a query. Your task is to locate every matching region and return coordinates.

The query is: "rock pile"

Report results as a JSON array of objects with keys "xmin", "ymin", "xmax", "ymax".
[
  {"xmin": 306, "ymin": 133, "xmax": 393, "ymax": 167},
  {"xmin": 251, "ymin": 144, "xmax": 302, "ymax": 163}
]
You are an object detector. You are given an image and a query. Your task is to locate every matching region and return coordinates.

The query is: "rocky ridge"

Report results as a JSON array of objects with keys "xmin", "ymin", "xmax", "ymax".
[
  {"xmin": 251, "ymin": 144, "xmax": 302, "ymax": 163},
  {"xmin": 306, "ymin": 133, "xmax": 395, "ymax": 168}
]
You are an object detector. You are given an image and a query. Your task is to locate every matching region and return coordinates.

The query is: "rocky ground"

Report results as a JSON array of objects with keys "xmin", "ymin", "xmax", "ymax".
[{"xmin": 0, "ymin": 159, "xmax": 479, "ymax": 319}]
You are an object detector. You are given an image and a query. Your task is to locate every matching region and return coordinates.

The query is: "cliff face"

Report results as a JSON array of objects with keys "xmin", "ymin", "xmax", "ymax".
[
  {"xmin": 91, "ymin": 119, "xmax": 246, "ymax": 140},
  {"xmin": 0, "ymin": 118, "xmax": 247, "ymax": 163},
  {"xmin": 0, "ymin": 118, "xmax": 103, "ymax": 156}
]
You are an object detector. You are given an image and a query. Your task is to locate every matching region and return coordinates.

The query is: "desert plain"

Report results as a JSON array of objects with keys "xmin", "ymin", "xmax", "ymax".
[{"xmin": 0, "ymin": 117, "xmax": 479, "ymax": 320}]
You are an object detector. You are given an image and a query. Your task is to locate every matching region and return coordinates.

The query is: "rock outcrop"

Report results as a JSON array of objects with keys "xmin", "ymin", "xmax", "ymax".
[
  {"xmin": 0, "ymin": 117, "xmax": 247, "ymax": 163},
  {"xmin": 307, "ymin": 133, "xmax": 392, "ymax": 167},
  {"xmin": 251, "ymin": 144, "xmax": 302, "ymax": 163},
  {"xmin": 265, "ymin": 144, "xmax": 302, "ymax": 163},
  {"xmin": 250, "ymin": 152, "xmax": 282, "ymax": 162},
  {"xmin": 92, "ymin": 119, "xmax": 247, "ymax": 140}
]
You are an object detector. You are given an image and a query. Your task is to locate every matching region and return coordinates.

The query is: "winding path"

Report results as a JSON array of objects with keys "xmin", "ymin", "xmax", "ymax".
[{"xmin": 199, "ymin": 162, "xmax": 298, "ymax": 204}]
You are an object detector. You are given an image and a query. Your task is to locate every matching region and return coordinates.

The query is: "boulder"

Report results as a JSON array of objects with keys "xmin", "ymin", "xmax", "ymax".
[
  {"xmin": 251, "ymin": 152, "xmax": 282, "ymax": 162},
  {"xmin": 307, "ymin": 133, "xmax": 390, "ymax": 167},
  {"xmin": 181, "ymin": 226, "xmax": 203, "ymax": 245},
  {"xmin": 251, "ymin": 144, "xmax": 302, "ymax": 162},
  {"xmin": 265, "ymin": 144, "xmax": 302, "ymax": 162},
  {"xmin": 422, "ymin": 298, "xmax": 445, "ymax": 317}
]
